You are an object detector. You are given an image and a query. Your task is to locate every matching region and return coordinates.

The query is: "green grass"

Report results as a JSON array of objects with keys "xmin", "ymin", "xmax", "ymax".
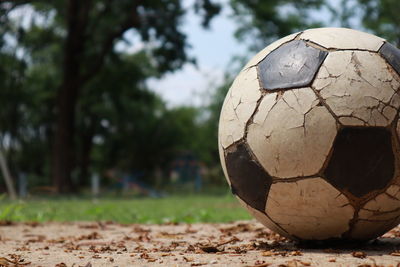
[{"xmin": 0, "ymin": 194, "xmax": 251, "ymax": 224}]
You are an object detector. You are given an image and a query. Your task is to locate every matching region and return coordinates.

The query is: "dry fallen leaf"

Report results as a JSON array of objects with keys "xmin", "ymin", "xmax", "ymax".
[
  {"xmin": 290, "ymin": 250, "xmax": 303, "ymax": 256},
  {"xmin": 0, "ymin": 256, "xmax": 30, "ymax": 266},
  {"xmin": 0, "ymin": 257, "xmax": 12, "ymax": 267},
  {"xmin": 262, "ymin": 250, "xmax": 275, "ymax": 257},
  {"xmin": 199, "ymin": 246, "xmax": 221, "ymax": 253},
  {"xmin": 352, "ymin": 251, "xmax": 367, "ymax": 259},
  {"xmin": 247, "ymin": 262, "xmax": 271, "ymax": 267},
  {"xmin": 390, "ymin": 251, "xmax": 400, "ymax": 256},
  {"xmin": 0, "ymin": 220, "xmax": 13, "ymax": 226},
  {"xmin": 76, "ymin": 232, "xmax": 101, "ymax": 241},
  {"xmin": 299, "ymin": 260, "xmax": 311, "ymax": 266},
  {"xmin": 183, "ymin": 256, "xmax": 194, "ymax": 262},
  {"xmin": 217, "ymin": 237, "xmax": 240, "ymax": 246}
]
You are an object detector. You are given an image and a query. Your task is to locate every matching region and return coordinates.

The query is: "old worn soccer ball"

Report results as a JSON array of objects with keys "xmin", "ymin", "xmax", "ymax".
[{"xmin": 218, "ymin": 28, "xmax": 400, "ymax": 242}]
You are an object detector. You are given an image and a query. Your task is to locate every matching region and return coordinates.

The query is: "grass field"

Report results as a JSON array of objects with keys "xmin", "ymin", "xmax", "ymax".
[{"xmin": 0, "ymin": 194, "xmax": 251, "ymax": 224}]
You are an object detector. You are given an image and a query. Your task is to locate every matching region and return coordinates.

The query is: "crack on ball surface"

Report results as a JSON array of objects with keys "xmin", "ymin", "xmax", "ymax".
[
  {"xmin": 299, "ymin": 28, "xmax": 385, "ymax": 51},
  {"xmin": 265, "ymin": 177, "xmax": 354, "ymax": 240},
  {"xmin": 312, "ymin": 51, "xmax": 400, "ymax": 127},
  {"xmin": 218, "ymin": 67, "xmax": 262, "ymax": 148},
  {"xmin": 247, "ymin": 88, "xmax": 337, "ymax": 178}
]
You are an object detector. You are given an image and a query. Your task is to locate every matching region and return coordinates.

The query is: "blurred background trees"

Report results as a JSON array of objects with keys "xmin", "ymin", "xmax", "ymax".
[
  {"xmin": 328, "ymin": 0, "xmax": 400, "ymax": 45},
  {"xmin": 0, "ymin": 0, "xmax": 221, "ymax": 193},
  {"xmin": 0, "ymin": 0, "xmax": 398, "ymax": 196}
]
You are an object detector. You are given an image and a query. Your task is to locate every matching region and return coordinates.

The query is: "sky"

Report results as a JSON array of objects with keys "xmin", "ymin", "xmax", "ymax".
[{"xmin": 147, "ymin": 2, "xmax": 248, "ymax": 108}]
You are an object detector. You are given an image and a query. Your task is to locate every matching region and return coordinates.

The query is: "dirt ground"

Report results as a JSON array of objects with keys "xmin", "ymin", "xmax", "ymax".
[{"xmin": 1, "ymin": 220, "xmax": 400, "ymax": 267}]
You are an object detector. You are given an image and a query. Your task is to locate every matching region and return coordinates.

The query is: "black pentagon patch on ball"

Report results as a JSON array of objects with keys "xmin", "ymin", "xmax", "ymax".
[
  {"xmin": 257, "ymin": 40, "xmax": 328, "ymax": 90},
  {"xmin": 324, "ymin": 127, "xmax": 394, "ymax": 198},
  {"xmin": 225, "ymin": 142, "xmax": 272, "ymax": 212},
  {"xmin": 379, "ymin": 42, "xmax": 400, "ymax": 75}
]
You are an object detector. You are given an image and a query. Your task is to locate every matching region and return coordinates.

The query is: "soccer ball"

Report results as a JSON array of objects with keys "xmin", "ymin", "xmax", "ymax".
[{"xmin": 218, "ymin": 28, "xmax": 400, "ymax": 242}]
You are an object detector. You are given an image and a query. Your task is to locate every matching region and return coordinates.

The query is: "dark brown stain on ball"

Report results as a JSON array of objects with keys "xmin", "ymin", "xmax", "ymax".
[
  {"xmin": 257, "ymin": 40, "xmax": 328, "ymax": 90},
  {"xmin": 379, "ymin": 42, "xmax": 400, "ymax": 75},
  {"xmin": 225, "ymin": 142, "xmax": 272, "ymax": 212},
  {"xmin": 324, "ymin": 127, "xmax": 394, "ymax": 198}
]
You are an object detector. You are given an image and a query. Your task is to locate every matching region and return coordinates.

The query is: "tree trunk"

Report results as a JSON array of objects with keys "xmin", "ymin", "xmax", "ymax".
[
  {"xmin": 79, "ymin": 116, "xmax": 96, "ymax": 187},
  {"xmin": 51, "ymin": 0, "xmax": 90, "ymax": 193},
  {"xmin": 51, "ymin": 0, "xmax": 136, "ymax": 192},
  {"xmin": 52, "ymin": 81, "xmax": 79, "ymax": 192},
  {"xmin": 0, "ymin": 146, "xmax": 17, "ymax": 200}
]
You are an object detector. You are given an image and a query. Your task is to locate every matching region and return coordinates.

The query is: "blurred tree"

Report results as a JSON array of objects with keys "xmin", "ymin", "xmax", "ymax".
[
  {"xmin": 75, "ymin": 51, "xmax": 162, "ymax": 185},
  {"xmin": 198, "ymin": 78, "xmax": 230, "ymax": 166},
  {"xmin": 230, "ymin": 0, "xmax": 325, "ymax": 52},
  {"xmin": 0, "ymin": 0, "xmax": 220, "ymax": 192},
  {"xmin": 328, "ymin": 0, "xmax": 400, "ymax": 45}
]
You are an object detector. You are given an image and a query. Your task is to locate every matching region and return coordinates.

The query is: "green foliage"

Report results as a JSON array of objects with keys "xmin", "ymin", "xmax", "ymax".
[
  {"xmin": 230, "ymin": 0, "xmax": 325, "ymax": 51},
  {"xmin": 329, "ymin": 0, "xmax": 400, "ymax": 45},
  {"xmin": 0, "ymin": 195, "xmax": 251, "ymax": 223},
  {"xmin": 198, "ymin": 77, "xmax": 231, "ymax": 165},
  {"xmin": 0, "ymin": 0, "xmax": 222, "ymax": 190}
]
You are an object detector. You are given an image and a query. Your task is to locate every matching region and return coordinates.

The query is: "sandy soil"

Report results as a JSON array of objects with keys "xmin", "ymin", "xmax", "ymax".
[{"xmin": 1, "ymin": 220, "xmax": 400, "ymax": 267}]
